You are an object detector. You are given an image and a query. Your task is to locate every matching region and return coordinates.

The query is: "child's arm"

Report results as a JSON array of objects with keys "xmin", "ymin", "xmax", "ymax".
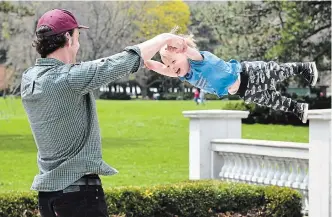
[
  {"xmin": 184, "ymin": 46, "xmax": 203, "ymax": 61},
  {"xmin": 144, "ymin": 60, "xmax": 179, "ymax": 78}
]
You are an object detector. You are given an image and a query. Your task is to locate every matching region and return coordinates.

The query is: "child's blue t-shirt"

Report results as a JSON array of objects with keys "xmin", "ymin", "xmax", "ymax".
[{"xmin": 178, "ymin": 51, "xmax": 242, "ymax": 97}]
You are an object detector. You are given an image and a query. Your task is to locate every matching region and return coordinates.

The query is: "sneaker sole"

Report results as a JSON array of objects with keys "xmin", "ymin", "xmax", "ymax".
[
  {"xmin": 302, "ymin": 103, "xmax": 309, "ymax": 124},
  {"xmin": 310, "ymin": 62, "xmax": 318, "ymax": 86}
]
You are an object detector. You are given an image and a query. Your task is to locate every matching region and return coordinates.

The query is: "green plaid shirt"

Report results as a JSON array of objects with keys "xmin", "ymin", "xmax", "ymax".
[{"xmin": 20, "ymin": 46, "xmax": 143, "ymax": 192}]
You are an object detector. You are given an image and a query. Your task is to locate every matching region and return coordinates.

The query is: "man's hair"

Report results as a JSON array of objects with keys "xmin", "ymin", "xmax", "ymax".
[
  {"xmin": 32, "ymin": 26, "xmax": 74, "ymax": 58},
  {"xmin": 170, "ymin": 25, "xmax": 197, "ymax": 49}
]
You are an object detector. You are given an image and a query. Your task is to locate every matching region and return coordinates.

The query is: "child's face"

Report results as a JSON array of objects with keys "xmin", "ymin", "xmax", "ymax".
[{"xmin": 160, "ymin": 46, "xmax": 190, "ymax": 77}]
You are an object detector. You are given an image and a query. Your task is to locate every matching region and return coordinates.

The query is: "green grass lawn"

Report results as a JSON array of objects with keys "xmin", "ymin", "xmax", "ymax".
[{"xmin": 0, "ymin": 98, "xmax": 308, "ymax": 192}]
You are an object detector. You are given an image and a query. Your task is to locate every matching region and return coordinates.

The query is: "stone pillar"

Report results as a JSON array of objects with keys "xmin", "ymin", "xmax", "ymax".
[
  {"xmin": 183, "ymin": 110, "xmax": 249, "ymax": 180},
  {"xmin": 308, "ymin": 109, "xmax": 331, "ymax": 217}
]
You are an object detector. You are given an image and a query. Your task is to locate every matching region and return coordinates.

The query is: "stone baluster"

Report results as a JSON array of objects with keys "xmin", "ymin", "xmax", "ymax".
[
  {"xmin": 251, "ymin": 156, "xmax": 262, "ymax": 185},
  {"xmin": 257, "ymin": 157, "xmax": 267, "ymax": 185},
  {"xmin": 245, "ymin": 155, "xmax": 254, "ymax": 184},
  {"xmin": 264, "ymin": 157, "xmax": 276, "ymax": 185},
  {"xmin": 229, "ymin": 153, "xmax": 238, "ymax": 182},
  {"xmin": 225, "ymin": 153, "xmax": 235, "ymax": 182},
  {"xmin": 234, "ymin": 154, "xmax": 243, "ymax": 182},
  {"xmin": 277, "ymin": 159, "xmax": 289, "ymax": 187},
  {"xmin": 292, "ymin": 159, "xmax": 306, "ymax": 189},
  {"xmin": 285, "ymin": 159, "xmax": 297, "ymax": 188},
  {"xmin": 219, "ymin": 153, "xmax": 227, "ymax": 181},
  {"xmin": 271, "ymin": 158, "xmax": 283, "ymax": 185}
]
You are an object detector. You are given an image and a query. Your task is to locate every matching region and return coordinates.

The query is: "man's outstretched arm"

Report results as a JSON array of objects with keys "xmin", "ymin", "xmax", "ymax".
[{"xmin": 66, "ymin": 33, "xmax": 186, "ymax": 95}]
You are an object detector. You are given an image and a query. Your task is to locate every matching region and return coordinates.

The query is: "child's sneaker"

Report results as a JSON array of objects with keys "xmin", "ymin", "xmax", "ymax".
[
  {"xmin": 296, "ymin": 62, "xmax": 318, "ymax": 86},
  {"xmin": 294, "ymin": 103, "xmax": 309, "ymax": 123}
]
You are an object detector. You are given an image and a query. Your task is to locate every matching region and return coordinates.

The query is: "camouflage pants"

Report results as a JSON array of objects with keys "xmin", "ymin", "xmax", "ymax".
[{"xmin": 241, "ymin": 61, "xmax": 297, "ymax": 112}]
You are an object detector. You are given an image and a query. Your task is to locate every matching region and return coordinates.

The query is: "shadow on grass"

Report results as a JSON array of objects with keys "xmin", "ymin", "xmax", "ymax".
[
  {"xmin": 0, "ymin": 135, "xmax": 36, "ymax": 152},
  {"xmin": 0, "ymin": 135, "xmax": 146, "ymax": 152},
  {"xmin": 101, "ymin": 137, "xmax": 148, "ymax": 148}
]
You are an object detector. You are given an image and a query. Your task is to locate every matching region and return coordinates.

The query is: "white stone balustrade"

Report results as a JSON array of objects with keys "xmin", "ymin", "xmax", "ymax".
[
  {"xmin": 211, "ymin": 139, "xmax": 309, "ymax": 213},
  {"xmin": 183, "ymin": 109, "xmax": 331, "ymax": 217}
]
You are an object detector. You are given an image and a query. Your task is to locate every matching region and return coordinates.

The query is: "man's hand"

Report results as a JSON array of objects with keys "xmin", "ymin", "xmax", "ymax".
[
  {"xmin": 137, "ymin": 33, "xmax": 187, "ymax": 62},
  {"xmin": 165, "ymin": 34, "xmax": 188, "ymax": 54}
]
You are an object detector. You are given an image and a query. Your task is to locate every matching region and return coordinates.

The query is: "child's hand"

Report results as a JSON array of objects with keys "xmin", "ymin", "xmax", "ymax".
[{"xmin": 165, "ymin": 35, "xmax": 187, "ymax": 53}]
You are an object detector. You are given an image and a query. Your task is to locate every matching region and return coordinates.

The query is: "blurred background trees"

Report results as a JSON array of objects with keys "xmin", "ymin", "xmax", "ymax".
[{"xmin": 0, "ymin": 0, "xmax": 330, "ymax": 99}]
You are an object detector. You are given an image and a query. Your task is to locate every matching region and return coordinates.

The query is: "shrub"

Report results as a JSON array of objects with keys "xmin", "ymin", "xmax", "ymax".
[
  {"xmin": 0, "ymin": 181, "xmax": 302, "ymax": 217},
  {"xmin": 221, "ymin": 96, "xmax": 331, "ymax": 125},
  {"xmin": 100, "ymin": 92, "xmax": 131, "ymax": 100}
]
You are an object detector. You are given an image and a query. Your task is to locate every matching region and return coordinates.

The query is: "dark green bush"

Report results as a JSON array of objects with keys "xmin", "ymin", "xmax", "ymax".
[
  {"xmin": 264, "ymin": 186, "xmax": 303, "ymax": 217},
  {"xmin": 100, "ymin": 92, "xmax": 132, "ymax": 100},
  {"xmin": 0, "ymin": 191, "xmax": 38, "ymax": 217},
  {"xmin": 221, "ymin": 96, "xmax": 331, "ymax": 125},
  {"xmin": 159, "ymin": 92, "xmax": 194, "ymax": 100},
  {"xmin": 0, "ymin": 181, "xmax": 302, "ymax": 217}
]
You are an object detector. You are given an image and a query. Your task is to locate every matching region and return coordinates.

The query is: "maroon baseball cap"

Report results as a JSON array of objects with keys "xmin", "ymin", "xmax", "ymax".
[{"xmin": 37, "ymin": 9, "xmax": 89, "ymax": 36}]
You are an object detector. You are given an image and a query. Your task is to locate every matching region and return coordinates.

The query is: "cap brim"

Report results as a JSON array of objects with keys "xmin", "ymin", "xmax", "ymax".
[{"xmin": 78, "ymin": 25, "xmax": 89, "ymax": 29}]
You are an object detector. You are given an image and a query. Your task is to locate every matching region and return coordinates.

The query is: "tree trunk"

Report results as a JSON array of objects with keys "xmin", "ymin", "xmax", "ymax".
[
  {"xmin": 141, "ymin": 86, "xmax": 148, "ymax": 99},
  {"xmin": 135, "ymin": 85, "xmax": 138, "ymax": 98}
]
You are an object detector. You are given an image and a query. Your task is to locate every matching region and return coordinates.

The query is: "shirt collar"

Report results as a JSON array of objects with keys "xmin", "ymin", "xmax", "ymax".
[{"xmin": 35, "ymin": 58, "xmax": 65, "ymax": 66}]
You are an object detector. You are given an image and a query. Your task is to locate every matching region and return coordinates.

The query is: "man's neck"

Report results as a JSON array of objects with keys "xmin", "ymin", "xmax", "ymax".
[{"xmin": 46, "ymin": 49, "xmax": 71, "ymax": 64}]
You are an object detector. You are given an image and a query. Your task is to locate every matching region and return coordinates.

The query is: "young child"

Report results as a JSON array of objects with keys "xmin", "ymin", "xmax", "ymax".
[{"xmin": 145, "ymin": 27, "xmax": 318, "ymax": 123}]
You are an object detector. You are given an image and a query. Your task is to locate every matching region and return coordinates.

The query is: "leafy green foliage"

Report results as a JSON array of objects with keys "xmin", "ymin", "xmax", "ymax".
[
  {"xmin": 134, "ymin": 1, "xmax": 191, "ymax": 39},
  {"xmin": 0, "ymin": 181, "xmax": 302, "ymax": 217},
  {"xmin": 189, "ymin": 1, "xmax": 331, "ymax": 89}
]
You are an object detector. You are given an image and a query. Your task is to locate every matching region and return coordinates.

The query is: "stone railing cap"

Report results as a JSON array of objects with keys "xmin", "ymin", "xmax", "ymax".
[
  {"xmin": 183, "ymin": 110, "xmax": 249, "ymax": 119},
  {"xmin": 211, "ymin": 138, "xmax": 309, "ymax": 150},
  {"xmin": 308, "ymin": 109, "xmax": 331, "ymax": 120}
]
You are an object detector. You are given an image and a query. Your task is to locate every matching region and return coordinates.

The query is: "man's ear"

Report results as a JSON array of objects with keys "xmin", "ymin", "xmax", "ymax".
[{"xmin": 65, "ymin": 32, "xmax": 72, "ymax": 46}]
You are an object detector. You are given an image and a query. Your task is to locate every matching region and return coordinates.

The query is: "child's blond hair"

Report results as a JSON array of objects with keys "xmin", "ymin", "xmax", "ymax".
[{"xmin": 170, "ymin": 25, "xmax": 197, "ymax": 49}]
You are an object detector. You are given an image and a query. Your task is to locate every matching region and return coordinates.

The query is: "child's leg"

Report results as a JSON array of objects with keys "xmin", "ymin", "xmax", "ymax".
[
  {"xmin": 295, "ymin": 62, "xmax": 318, "ymax": 86},
  {"xmin": 264, "ymin": 61, "xmax": 318, "ymax": 88},
  {"xmin": 241, "ymin": 61, "xmax": 318, "ymax": 90},
  {"xmin": 244, "ymin": 89, "xmax": 309, "ymax": 123},
  {"xmin": 241, "ymin": 61, "xmax": 297, "ymax": 91}
]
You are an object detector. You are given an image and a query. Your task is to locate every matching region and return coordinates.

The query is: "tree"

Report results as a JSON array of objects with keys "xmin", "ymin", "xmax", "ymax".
[
  {"xmin": 188, "ymin": 1, "xmax": 331, "ymax": 91},
  {"xmin": 2, "ymin": 2, "xmax": 147, "ymax": 96},
  {"xmin": 132, "ymin": 0, "xmax": 191, "ymax": 98},
  {"xmin": 188, "ymin": 4, "xmax": 220, "ymax": 52},
  {"xmin": 75, "ymin": 1, "xmax": 150, "ymax": 97},
  {"xmin": 0, "ymin": 1, "xmax": 33, "ymax": 92},
  {"xmin": 189, "ymin": 1, "xmax": 279, "ymax": 61},
  {"xmin": 264, "ymin": 1, "xmax": 331, "ymax": 86}
]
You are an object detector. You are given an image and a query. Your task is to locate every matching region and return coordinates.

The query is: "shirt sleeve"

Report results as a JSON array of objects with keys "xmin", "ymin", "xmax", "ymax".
[{"xmin": 66, "ymin": 46, "xmax": 143, "ymax": 95}]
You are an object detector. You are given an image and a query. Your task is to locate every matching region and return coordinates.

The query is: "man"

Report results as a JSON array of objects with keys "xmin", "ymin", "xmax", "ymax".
[{"xmin": 21, "ymin": 8, "xmax": 187, "ymax": 217}]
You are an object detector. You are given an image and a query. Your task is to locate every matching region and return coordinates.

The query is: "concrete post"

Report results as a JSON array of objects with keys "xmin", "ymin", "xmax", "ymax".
[
  {"xmin": 183, "ymin": 110, "xmax": 249, "ymax": 180},
  {"xmin": 308, "ymin": 109, "xmax": 332, "ymax": 217}
]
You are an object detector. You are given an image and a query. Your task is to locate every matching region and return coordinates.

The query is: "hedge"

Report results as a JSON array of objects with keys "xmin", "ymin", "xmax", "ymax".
[
  {"xmin": 100, "ymin": 92, "xmax": 132, "ymax": 100},
  {"xmin": 0, "ymin": 181, "xmax": 302, "ymax": 217},
  {"xmin": 221, "ymin": 96, "xmax": 331, "ymax": 125}
]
